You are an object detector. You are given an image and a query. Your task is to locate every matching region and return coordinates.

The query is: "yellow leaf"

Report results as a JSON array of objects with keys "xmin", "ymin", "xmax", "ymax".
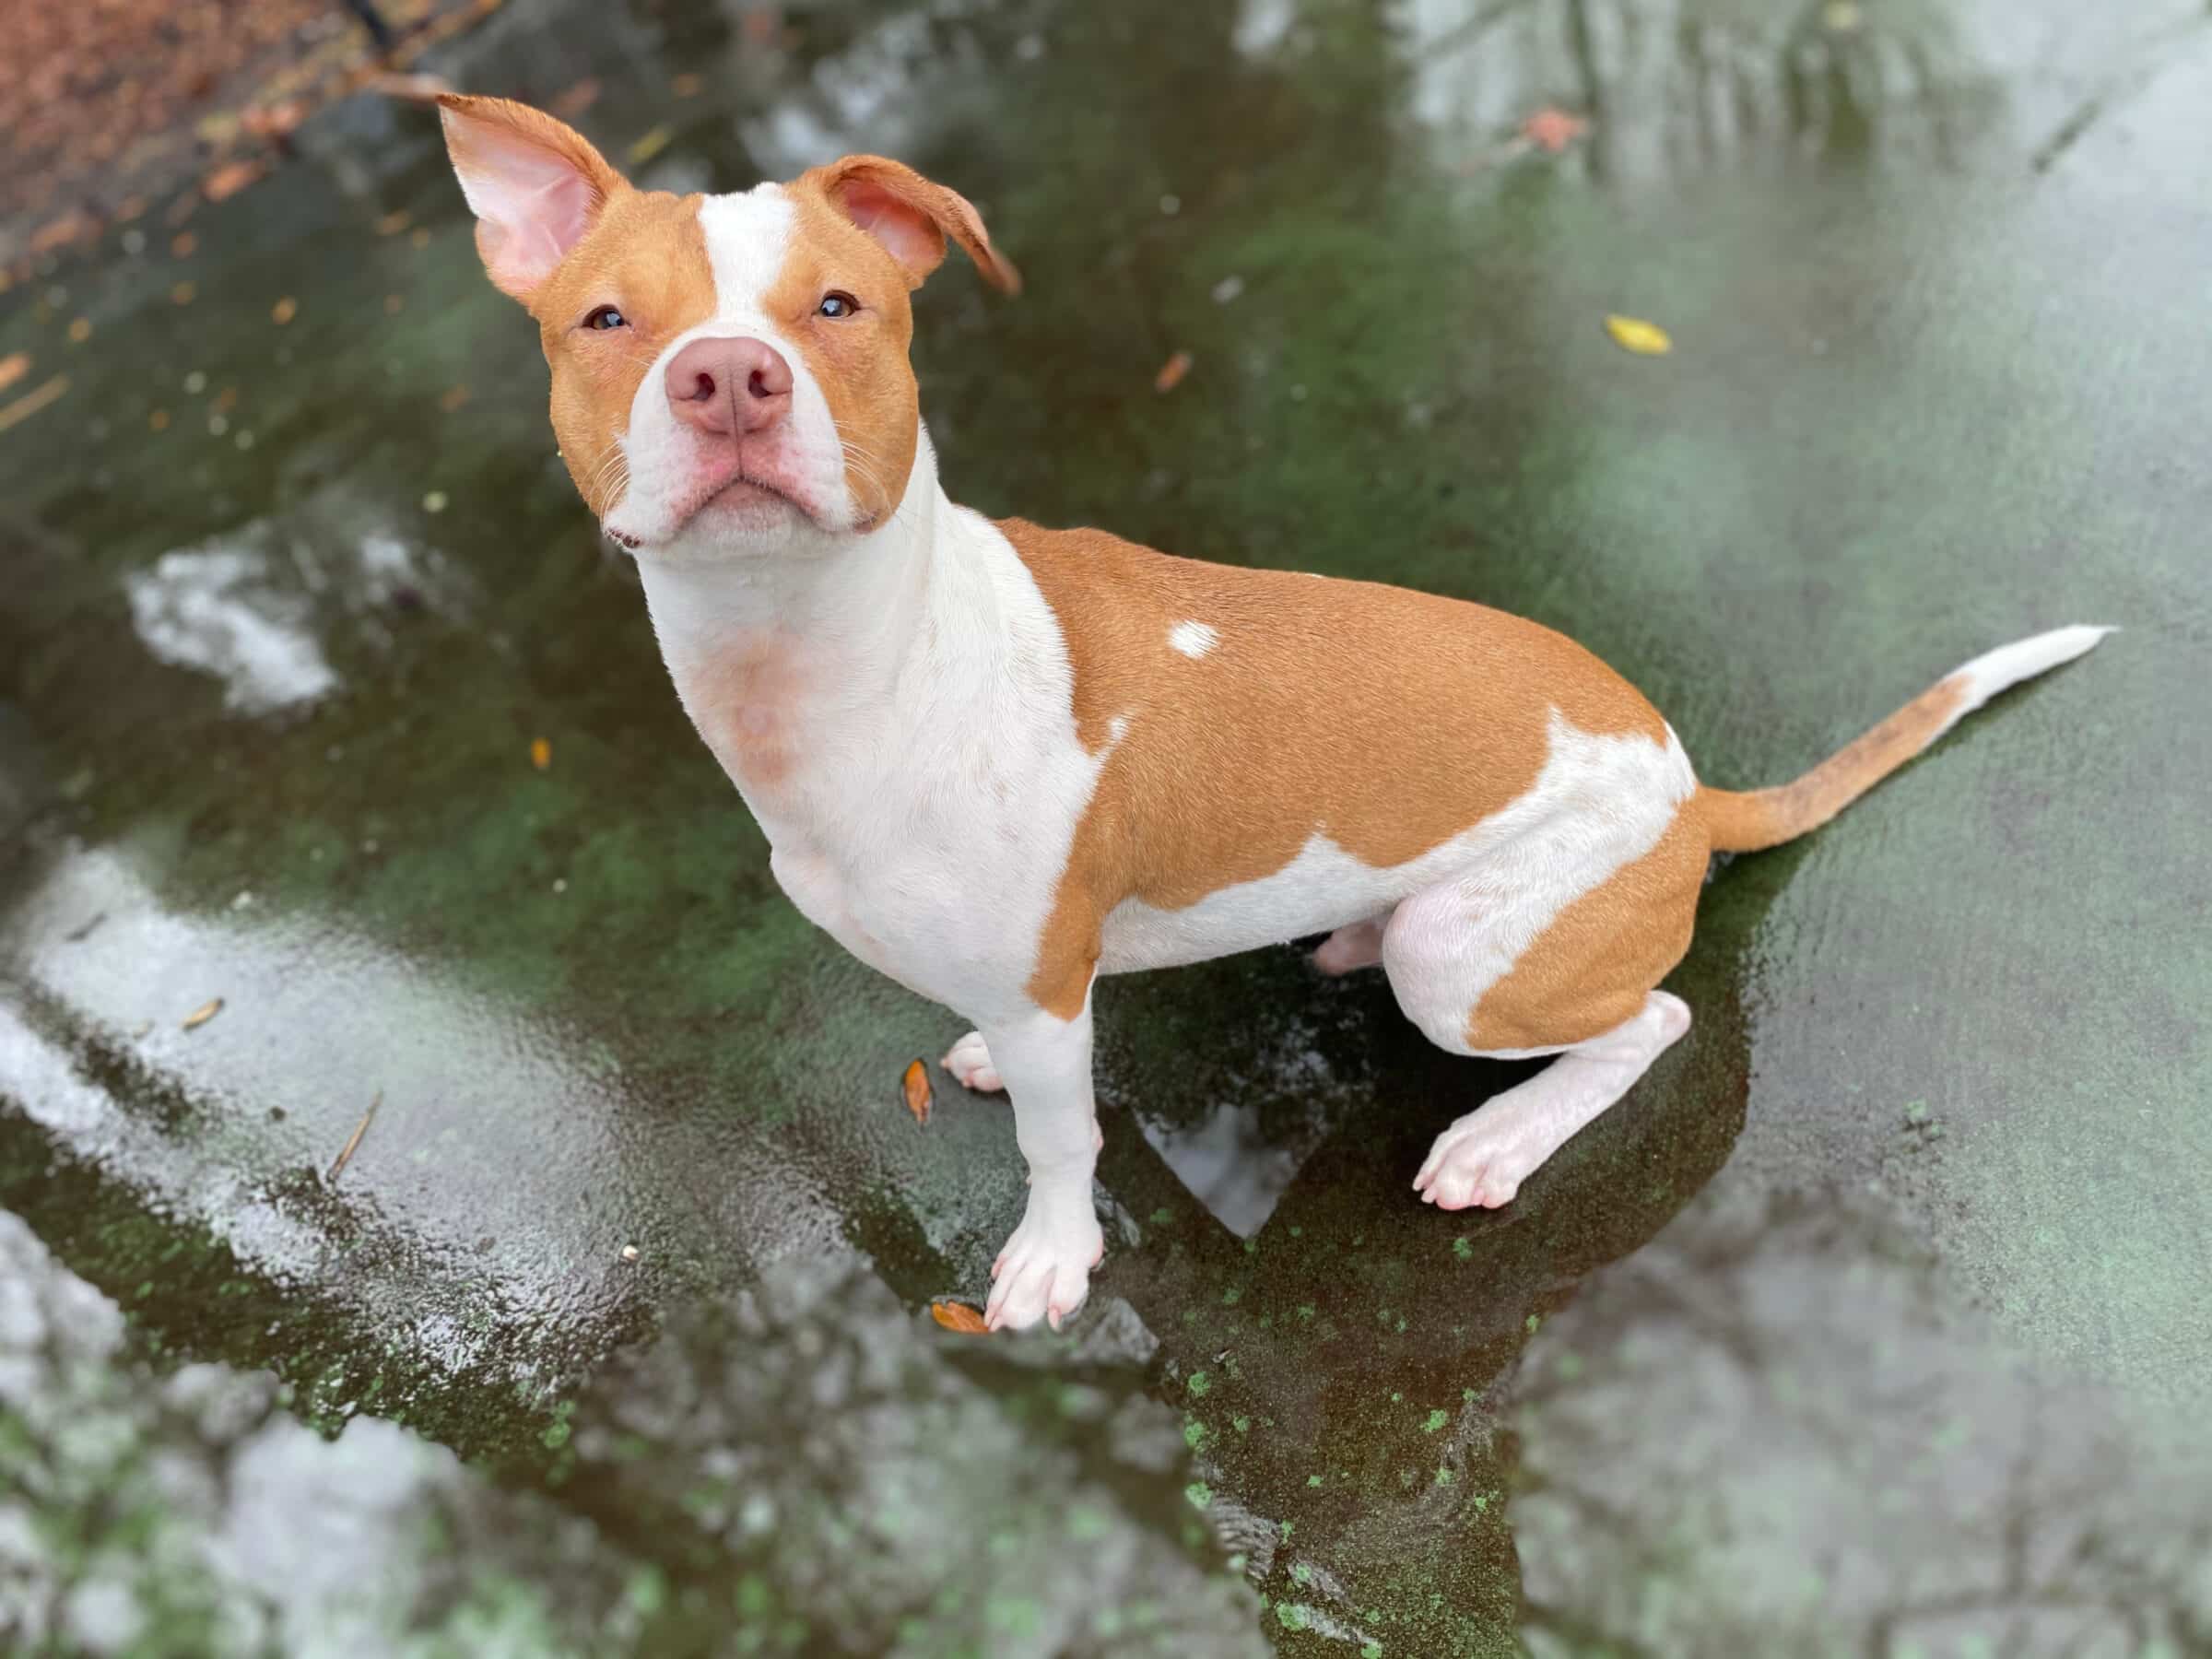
[
  {"xmin": 627, "ymin": 125, "xmax": 674, "ymax": 164},
  {"xmin": 530, "ymin": 736, "xmax": 551, "ymax": 771},
  {"xmin": 181, "ymin": 997, "xmax": 224, "ymax": 1031},
  {"xmin": 1604, "ymin": 314, "xmax": 1673, "ymax": 356},
  {"xmin": 271, "ymin": 296, "xmax": 298, "ymax": 325}
]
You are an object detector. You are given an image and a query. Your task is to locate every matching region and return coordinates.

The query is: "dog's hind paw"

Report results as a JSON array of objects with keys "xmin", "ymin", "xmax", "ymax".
[{"xmin": 941, "ymin": 1030, "xmax": 1004, "ymax": 1093}]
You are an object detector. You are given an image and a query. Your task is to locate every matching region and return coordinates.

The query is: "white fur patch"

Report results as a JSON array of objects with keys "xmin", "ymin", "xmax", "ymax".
[
  {"xmin": 1169, "ymin": 619, "xmax": 1218, "ymax": 659},
  {"xmin": 633, "ymin": 467, "xmax": 1109, "ymax": 1028},
  {"xmin": 1939, "ymin": 624, "xmax": 2114, "ymax": 737}
]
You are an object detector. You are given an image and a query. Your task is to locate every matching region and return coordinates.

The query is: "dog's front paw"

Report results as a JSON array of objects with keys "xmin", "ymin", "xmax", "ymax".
[
  {"xmin": 985, "ymin": 1195, "xmax": 1104, "ymax": 1332},
  {"xmin": 941, "ymin": 1030, "xmax": 1004, "ymax": 1093}
]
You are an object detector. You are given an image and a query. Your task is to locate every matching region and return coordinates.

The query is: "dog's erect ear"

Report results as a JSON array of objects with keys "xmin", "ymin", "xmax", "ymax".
[
  {"xmin": 437, "ymin": 95, "xmax": 627, "ymax": 302},
  {"xmin": 803, "ymin": 156, "xmax": 1021, "ymax": 295}
]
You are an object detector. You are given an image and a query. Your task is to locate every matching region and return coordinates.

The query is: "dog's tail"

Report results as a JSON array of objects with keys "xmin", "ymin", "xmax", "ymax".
[{"xmin": 1696, "ymin": 624, "xmax": 2113, "ymax": 854}]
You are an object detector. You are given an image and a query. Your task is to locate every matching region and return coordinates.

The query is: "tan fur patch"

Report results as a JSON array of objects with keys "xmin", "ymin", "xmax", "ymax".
[
  {"xmin": 997, "ymin": 521, "xmax": 1675, "ymax": 1018},
  {"xmin": 1465, "ymin": 805, "xmax": 1706, "ymax": 1051},
  {"xmin": 528, "ymin": 191, "xmax": 717, "ymax": 516},
  {"xmin": 1698, "ymin": 673, "xmax": 1968, "ymax": 853},
  {"xmin": 763, "ymin": 182, "xmax": 926, "ymax": 529}
]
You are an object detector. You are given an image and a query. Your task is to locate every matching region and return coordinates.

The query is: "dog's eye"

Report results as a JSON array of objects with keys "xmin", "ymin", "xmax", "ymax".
[
  {"xmin": 583, "ymin": 305, "xmax": 627, "ymax": 331},
  {"xmin": 818, "ymin": 291, "xmax": 860, "ymax": 319}
]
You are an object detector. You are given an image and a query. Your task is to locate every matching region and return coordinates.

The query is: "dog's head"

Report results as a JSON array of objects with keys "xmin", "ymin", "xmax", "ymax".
[{"xmin": 437, "ymin": 96, "xmax": 1018, "ymax": 551}]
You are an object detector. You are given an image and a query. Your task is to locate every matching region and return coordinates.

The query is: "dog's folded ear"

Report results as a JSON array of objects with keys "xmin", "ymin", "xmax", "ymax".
[
  {"xmin": 802, "ymin": 156, "xmax": 1021, "ymax": 296},
  {"xmin": 438, "ymin": 95, "xmax": 628, "ymax": 302}
]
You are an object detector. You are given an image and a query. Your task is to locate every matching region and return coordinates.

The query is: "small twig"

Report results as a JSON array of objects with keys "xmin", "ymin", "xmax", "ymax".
[
  {"xmin": 63, "ymin": 912, "xmax": 107, "ymax": 943},
  {"xmin": 326, "ymin": 1092, "xmax": 381, "ymax": 1183}
]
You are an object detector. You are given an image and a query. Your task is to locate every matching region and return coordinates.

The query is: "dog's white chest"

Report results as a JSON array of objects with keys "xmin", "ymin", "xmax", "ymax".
[{"xmin": 634, "ymin": 508, "xmax": 1109, "ymax": 1021}]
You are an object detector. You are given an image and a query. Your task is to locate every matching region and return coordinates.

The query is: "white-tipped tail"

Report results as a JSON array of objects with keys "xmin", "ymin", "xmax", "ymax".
[
  {"xmin": 1700, "ymin": 622, "xmax": 2116, "ymax": 853},
  {"xmin": 1936, "ymin": 624, "xmax": 2117, "ymax": 738}
]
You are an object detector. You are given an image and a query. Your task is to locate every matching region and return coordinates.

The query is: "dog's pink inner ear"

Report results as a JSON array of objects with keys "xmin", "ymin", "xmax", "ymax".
[
  {"xmin": 441, "ymin": 100, "xmax": 618, "ymax": 300},
  {"xmin": 837, "ymin": 178, "xmax": 948, "ymax": 279},
  {"xmin": 817, "ymin": 158, "xmax": 1021, "ymax": 295}
]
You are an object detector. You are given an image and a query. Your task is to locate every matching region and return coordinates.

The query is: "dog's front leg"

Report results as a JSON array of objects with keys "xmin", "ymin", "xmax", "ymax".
[{"xmin": 981, "ymin": 1001, "xmax": 1106, "ymax": 1332}]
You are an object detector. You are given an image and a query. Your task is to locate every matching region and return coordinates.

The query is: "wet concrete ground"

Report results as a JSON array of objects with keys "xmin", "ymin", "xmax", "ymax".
[{"xmin": 4, "ymin": 1, "xmax": 2210, "ymax": 1653}]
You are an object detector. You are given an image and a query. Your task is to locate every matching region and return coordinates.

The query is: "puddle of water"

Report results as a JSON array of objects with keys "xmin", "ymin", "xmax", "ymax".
[
  {"xmin": 0, "ymin": 1208, "xmax": 1263, "ymax": 1656},
  {"xmin": 1513, "ymin": 1181, "xmax": 2212, "ymax": 1655},
  {"xmin": 1, "ymin": 0, "xmax": 2208, "ymax": 1653}
]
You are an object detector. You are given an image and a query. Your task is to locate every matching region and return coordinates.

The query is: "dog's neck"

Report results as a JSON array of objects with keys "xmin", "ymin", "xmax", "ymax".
[
  {"xmin": 629, "ymin": 426, "xmax": 995, "ymax": 825},
  {"xmin": 635, "ymin": 428, "xmax": 947, "ymax": 671}
]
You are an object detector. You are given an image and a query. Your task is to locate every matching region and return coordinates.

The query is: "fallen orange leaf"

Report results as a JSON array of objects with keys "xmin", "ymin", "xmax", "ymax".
[
  {"xmin": 66, "ymin": 317, "xmax": 92, "ymax": 344},
  {"xmin": 171, "ymin": 282, "xmax": 196, "ymax": 305},
  {"xmin": 439, "ymin": 383, "xmax": 470, "ymax": 412},
  {"xmin": 550, "ymin": 77, "xmax": 602, "ymax": 117},
  {"xmin": 1521, "ymin": 107, "xmax": 1589, "ymax": 154},
  {"xmin": 30, "ymin": 209, "xmax": 100, "ymax": 255},
  {"xmin": 931, "ymin": 1300, "xmax": 990, "ymax": 1335},
  {"xmin": 374, "ymin": 210, "xmax": 412, "ymax": 237},
  {"xmin": 171, "ymin": 231, "xmax": 198, "ymax": 258},
  {"xmin": 671, "ymin": 73, "xmax": 703, "ymax": 98},
  {"xmin": 270, "ymin": 296, "xmax": 298, "ymax": 325},
  {"xmin": 902, "ymin": 1057, "xmax": 932, "ymax": 1126},
  {"xmin": 181, "ymin": 997, "xmax": 224, "ymax": 1031},
  {"xmin": 530, "ymin": 737, "xmax": 551, "ymax": 771},
  {"xmin": 204, "ymin": 159, "xmax": 265, "ymax": 203},
  {"xmin": 149, "ymin": 408, "xmax": 171, "ymax": 431},
  {"xmin": 1154, "ymin": 349, "xmax": 1193, "ymax": 394},
  {"xmin": 0, "ymin": 353, "xmax": 28, "ymax": 393},
  {"xmin": 0, "ymin": 376, "xmax": 69, "ymax": 435}
]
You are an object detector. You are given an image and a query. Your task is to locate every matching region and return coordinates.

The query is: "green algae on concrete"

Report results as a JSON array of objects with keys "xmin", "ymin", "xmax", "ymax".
[{"xmin": 3, "ymin": 0, "xmax": 2211, "ymax": 1653}]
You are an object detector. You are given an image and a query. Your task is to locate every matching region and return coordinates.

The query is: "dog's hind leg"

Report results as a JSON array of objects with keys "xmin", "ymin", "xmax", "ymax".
[
  {"xmin": 1382, "ymin": 806, "xmax": 1707, "ymax": 1209},
  {"xmin": 1312, "ymin": 914, "xmax": 1389, "ymax": 976},
  {"xmin": 1410, "ymin": 991, "xmax": 1691, "ymax": 1208}
]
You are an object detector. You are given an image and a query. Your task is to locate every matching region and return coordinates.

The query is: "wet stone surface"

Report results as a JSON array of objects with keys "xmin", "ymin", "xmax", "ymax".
[{"xmin": 3, "ymin": 1, "xmax": 2209, "ymax": 1653}]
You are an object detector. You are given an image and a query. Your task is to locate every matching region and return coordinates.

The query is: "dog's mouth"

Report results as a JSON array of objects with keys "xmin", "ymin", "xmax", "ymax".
[
  {"xmin": 602, "ymin": 445, "xmax": 832, "ymax": 552},
  {"xmin": 675, "ymin": 467, "xmax": 806, "ymax": 530}
]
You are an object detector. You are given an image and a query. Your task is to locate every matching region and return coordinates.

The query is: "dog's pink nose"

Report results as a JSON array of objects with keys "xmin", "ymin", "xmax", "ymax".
[{"xmin": 664, "ymin": 335, "xmax": 793, "ymax": 437}]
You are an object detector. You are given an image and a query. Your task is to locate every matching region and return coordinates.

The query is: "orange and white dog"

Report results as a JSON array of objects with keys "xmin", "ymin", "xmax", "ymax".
[{"xmin": 441, "ymin": 97, "xmax": 2108, "ymax": 1331}]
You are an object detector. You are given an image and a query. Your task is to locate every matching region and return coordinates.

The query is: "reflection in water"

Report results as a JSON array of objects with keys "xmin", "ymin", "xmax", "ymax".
[
  {"xmin": 0, "ymin": 1215, "xmax": 1262, "ymax": 1657},
  {"xmin": 1135, "ymin": 1095, "xmax": 1307, "ymax": 1238},
  {"xmin": 1126, "ymin": 1014, "xmax": 1349, "ymax": 1238},
  {"xmin": 1512, "ymin": 1186, "xmax": 2212, "ymax": 1655},
  {"xmin": 125, "ymin": 545, "xmax": 337, "ymax": 713},
  {"xmin": 122, "ymin": 513, "xmax": 466, "ymax": 713}
]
